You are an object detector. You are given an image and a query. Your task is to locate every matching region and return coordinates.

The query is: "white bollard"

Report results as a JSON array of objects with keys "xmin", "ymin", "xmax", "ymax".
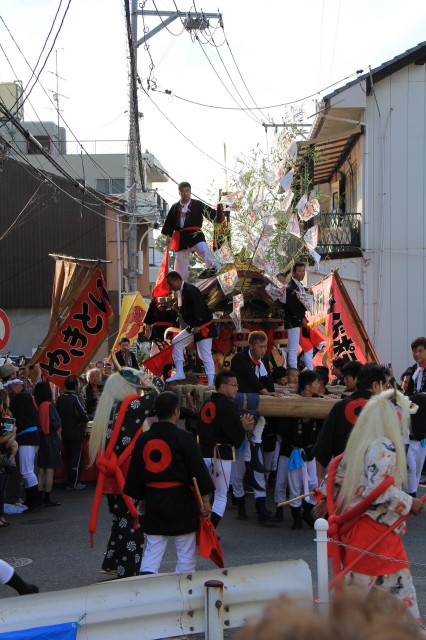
[
  {"xmin": 204, "ymin": 579, "xmax": 224, "ymax": 640},
  {"xmin": 314, "ymin": 517, "xmax": 330, "ymax": 615}
]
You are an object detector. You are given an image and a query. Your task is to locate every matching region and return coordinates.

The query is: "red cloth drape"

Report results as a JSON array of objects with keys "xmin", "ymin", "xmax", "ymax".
[{"xmin": 152, "ymin": 246, "xmax": 170, "ymax": 298}]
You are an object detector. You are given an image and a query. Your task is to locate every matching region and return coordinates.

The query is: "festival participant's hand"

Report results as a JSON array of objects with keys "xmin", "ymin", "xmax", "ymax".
[
  {"xmin": 313, "ymin": 499, "xmax": 328, "ymax": 519},
  {"xmin": 410, "ymin": 497, "xmax": 424, "ymax": 515},
  {"xmin": 165, "ymin": 235, "xmax": 172, "ymax": 246},
  {"xmin": 270, "ymin": 392, "xmax": 283, "ymax": 397},
  {"xmin": 201, "ymin": 496, "xmax": 212, "ymax": 519},
  {"xmin": 192, "ymin": 327, "xmax": 201, "ymax": 334},
  {"xmin": 241, "ymin": 414, "xmax": 254, "ymax": 431}
]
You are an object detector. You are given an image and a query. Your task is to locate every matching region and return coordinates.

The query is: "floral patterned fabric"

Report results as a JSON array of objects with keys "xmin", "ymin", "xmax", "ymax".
[{"xmin": 329, "ymin": 438, "xmax": 421, "ymax": 624}]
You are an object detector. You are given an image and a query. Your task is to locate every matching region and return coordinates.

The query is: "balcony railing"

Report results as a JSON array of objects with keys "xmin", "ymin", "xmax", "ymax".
[
  {"xmin": 286, "ymin": 212, "xmax": 362, "ymax": 261},
  {"xmin": 317, "ymin": 212, "xmax": 361, "ymax": 254}
]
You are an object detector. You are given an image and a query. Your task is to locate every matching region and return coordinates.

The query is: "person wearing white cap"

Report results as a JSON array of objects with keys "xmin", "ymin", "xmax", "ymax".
[{"xmin": 0, "ymin": 361, "xmax": 19, "ymax": 387}]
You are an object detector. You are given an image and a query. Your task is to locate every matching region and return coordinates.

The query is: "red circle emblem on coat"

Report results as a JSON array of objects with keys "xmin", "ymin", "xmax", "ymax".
[
  {"xmin": 344, "ymin": 398, "xmax": 368, "ymax": 425},
  {"xmin": 142, "ymin": 439, "xmax": 173, "ymax": 473},
  {"xmin": 201, "ymin": 401, "xmax": 216, "ymax": 424}
]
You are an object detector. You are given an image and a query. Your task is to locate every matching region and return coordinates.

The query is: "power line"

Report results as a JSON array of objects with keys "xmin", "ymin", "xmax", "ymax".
[
  {"xmin": 200, "ymin": 30, "xmax": 264, "ymax": 124},
  {"xmin": 151, "ymin": 0, "xmax": 186, "ymax": 37},
  {"xmin": 221, "ymin": 31, "xmax": 270, "ymax": 122},
  {"xmin": 195, "ymin": 36, "xmax": 261, "ymax": 125},
  {"xmin": 0, "ymin": 18, "xmax": 133, "ymax": 197},
  {"xmin": 152, "ymin": 69, "xmax": 362, "ymax": 113},
  {"xmin": 0, "ymin": 130, "xmax": 147, "ymax": 227},
  {"xmin": 21, "ymin": 0, "xmax": 72, "ymax": 108},
  {"xmin": 140, "ymin": 82, "xmax": 236, "ymax": 173}
]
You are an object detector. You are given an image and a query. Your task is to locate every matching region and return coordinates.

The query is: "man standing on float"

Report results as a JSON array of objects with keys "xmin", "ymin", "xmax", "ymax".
[{"xmin": 161, "ymin": 182, "xmax": 221, "ymax": 280}]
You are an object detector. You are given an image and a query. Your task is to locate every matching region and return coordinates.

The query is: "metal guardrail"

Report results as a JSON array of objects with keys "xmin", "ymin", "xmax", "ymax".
[
  {"xmin": 286, "ymin": 212, "xmax": 362, "ymax": 260},
  {"xmin": 0, "ymin": 560, "xmax": 313, "ymax": 639},
  {"xmin": 317, "ymin": 212, "xmax": 361, "ymax": 251}
]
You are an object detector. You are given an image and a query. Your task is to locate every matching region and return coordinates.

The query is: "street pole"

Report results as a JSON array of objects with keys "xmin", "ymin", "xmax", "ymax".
[
  {"xmin": 127, "ymin": 0, "xmax": 140, "ymax": 294},
  {"xmin": 126, "ymin": 2, "xmax": 222, "ymax": 293}
]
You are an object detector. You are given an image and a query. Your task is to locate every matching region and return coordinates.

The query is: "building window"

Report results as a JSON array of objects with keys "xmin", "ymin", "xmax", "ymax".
[
  {"xmin": 96, "ymin": 178, "xmax": 125, "ymax": 195},
  {"xmin": 27, "ymin": 135, "xmax": 51, "ymax": 155},
  {"xmin": 149, "ymin": 247, "xmax": 162, "ymax": 267}
]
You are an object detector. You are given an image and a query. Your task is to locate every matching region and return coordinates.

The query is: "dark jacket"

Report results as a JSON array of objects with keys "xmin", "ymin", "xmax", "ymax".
[
  {"xmin": 278, "ymin": 415, "xmax": 322, "ymax": 459},
  {"xmin": 407, "ymin": 363, "xmax": 426, "ymax": 395},
  {"xmin": 114, "ymin": 350, "xmax": 138, "ymax": 369},
  {"xmin": 311, "ymin": 389, "xmax": 373, "ymax": 467},
  {"xmin": 180, "ymin": 282, "xmax": 217, "ymax": 341},
  {"xmin": 284, "ymin": 278, "xmax": 308, "ymax": 329},
  {"xmin": 198, "ymin": 392, "xmax": 246, "ymax": 459},
  {"xmin": 124, "ymin": 421, "xmax": 214, "ymax": 536},
  {"xmin": 230, "ymin": 349, "xmax": 275, "ymax": 394},
  {"xmin": 144, "ymin": 299, "xmax": 178, "ymax": 342},
  {"xmin": 161, "ymin": 199, "xmax": 216, "ymax": 251},
  {"xmin": 9, "ymin": 390, "xmax": 40, "ymax": 446},
  {"xmin": 56, "ymin": 390, "xmax": 89, "ymax": 440}
]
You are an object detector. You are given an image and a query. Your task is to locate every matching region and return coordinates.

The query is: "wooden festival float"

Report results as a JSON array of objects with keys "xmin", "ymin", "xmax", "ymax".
[{"xmin": 165, "ymin": 253, "xmax": 338, "ymax": 419}]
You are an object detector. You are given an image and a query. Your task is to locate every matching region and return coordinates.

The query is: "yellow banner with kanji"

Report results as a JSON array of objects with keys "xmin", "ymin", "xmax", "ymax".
[{"xmin": 110, "ymin": 292, "xmax": 147, "ymax": 355}]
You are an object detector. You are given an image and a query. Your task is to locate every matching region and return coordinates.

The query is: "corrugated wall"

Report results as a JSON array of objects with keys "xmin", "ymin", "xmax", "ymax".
[
  {"xmin": 366, "ymin": 62, "xmax": 426, "ymax": 374},
  {"xmin": 0, "ymin": 157, "xmax": 107, "ymax": 308}
]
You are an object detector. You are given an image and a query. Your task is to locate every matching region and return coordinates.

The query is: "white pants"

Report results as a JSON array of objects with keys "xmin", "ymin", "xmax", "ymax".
[
  {"xmin": 204, "ymin": 457, "xmax": 232, "ymax": 517},
  {"xmin": 140, "ymin": 532, "xmax": 197, "ymax": 574},
  {"xmin": 302, "ymin": 348, "xmax": 314, "ymax": 370},
  {"xmin": 288, "ymin": 458, "xmax": 318, "ymax": 507},
  {"xmin": 174, "ymin": 241, "xmax": 221, "ymax": 281},
  {"xmin": 230, "ymin": 448, "xmax": 246, "ymax": 499},
  {"xmin": 274, "ymin": 454, "xmax": 289, "ymax": 504},
  {"xmin": 0, "ymin": 560, "xmax": 14, "ymax": 584},
  {"xmin": 18, "ymin": 445, "xmax": 38, "ymax": 489},
  {"xmin": 172, "ymin": 330, "xmax": 215, "ymax": 381},
  {"xmin": 287, "ymin": 327, "xmax": 301, "ymax": 369},
  {"xmin": 406, "ymin": 440, "xmax": 426, "ymax": 494}
]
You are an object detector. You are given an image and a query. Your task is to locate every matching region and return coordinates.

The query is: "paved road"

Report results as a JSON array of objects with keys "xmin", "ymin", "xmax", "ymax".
[{"xmin": 1, "ymin": 483, "xmax": 426, "ymax": 615}]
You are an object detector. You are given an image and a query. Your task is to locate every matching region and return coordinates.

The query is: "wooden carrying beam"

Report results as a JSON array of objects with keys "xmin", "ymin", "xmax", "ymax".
[
  {"xmin": 256, "ymin": 395, "xmax": 337, "ymax": 418},
  {"xmin": 169, "ymin": 384, "xmax": 338, "ymax": 419}
]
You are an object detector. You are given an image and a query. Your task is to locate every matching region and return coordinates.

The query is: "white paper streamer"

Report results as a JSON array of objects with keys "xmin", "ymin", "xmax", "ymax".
[
  {"xmin": 287, "ymin": 213, "xmax": 301, "ymax": 238},
  {"xmin": 214, "ymin": 244, "xmax": 235, "ymax": 265},
  {"xmin": 304, "ymin": 225, "xmax": 319, "ymax": 251},
  {"xmin": 217, "ymin": 268, "xmax": 238, "ymax": 295}
]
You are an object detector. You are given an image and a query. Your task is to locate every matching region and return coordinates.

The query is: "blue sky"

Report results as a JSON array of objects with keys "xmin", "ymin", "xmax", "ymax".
[{"xmin": 1, "ymin": 0, "xmax": 426, "ymax": 205}]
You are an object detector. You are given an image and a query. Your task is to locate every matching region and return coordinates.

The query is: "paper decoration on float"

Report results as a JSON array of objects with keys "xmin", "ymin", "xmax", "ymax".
[
  {"xmin": 265, "ymin": 283, "xmax": 286, "ymax": 303},
  {"xmin": 279, "ymin": 169, "xmax": 294, "ymax": 193},
  {"xmin": 281, "ymin": 189, "xmax": 294, "ymax": 213},
  {"xmin": 214, "ymin": 244, "xmax": 235, "ymax": 265},
  {"xmin": 277, "ymin": 238, "xmax": 286, "ymax": 256},
  {"xmin": 298, "ymin": 291, "xmax": 313, "ymax": 313},
  {"xmin": 252, "ymin": 250, "xmax": 269, "ymax": 271},
  {"xmin": 230, "ymin": 311, "xmax": 242, "ymax": 332},
  {"xmin": 297, "ymin": 194, "xmax": 320, "ymax": 221},
  {"xmin": 233, "ymin": 293, "xmax": 244, "ymax": 314},
  {"xmin": 285, "ymin": 140, "xmax": 298, "ymax": 164},
  {"xmin": 287, "ymin": 213, "xmax": 301, "ymax": 238},
  {"xmin": 218, "ymin": 268, "xmax": 238, "ymax": 295},
  {"xmin": 309, "ymin": 249, "xmax": 322, "ymax": 265},
  {"xmin": 304, "ymin": 225, "xmax": 319, "ymax": 251}
]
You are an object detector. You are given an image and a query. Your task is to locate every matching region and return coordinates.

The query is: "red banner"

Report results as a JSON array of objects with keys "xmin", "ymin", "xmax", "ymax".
[
  {"xmin": 308, "ymin": 272, "xmax": 378, "ymax": 367},
  {"xmin": 152, "ymin": 246, "xmax": 170, "ymax": 298},
  {"xmin": 34, "ymin": 268, "xmax": 113, "ymax": 387}
]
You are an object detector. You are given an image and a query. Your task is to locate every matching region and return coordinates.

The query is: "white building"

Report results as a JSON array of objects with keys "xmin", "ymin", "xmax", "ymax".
[{"xmin": 296, "ymin": 41, "xmax": 426, "ymax": 377}]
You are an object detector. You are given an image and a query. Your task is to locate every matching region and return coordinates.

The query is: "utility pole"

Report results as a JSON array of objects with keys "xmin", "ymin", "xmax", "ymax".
[
  {"xmin": 127, "ymin": 0, "xmax": 141, "ymax": 294},
  {"xmin": 126, "ymin": 0, "xmax": 223, "ymax": 293}
]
